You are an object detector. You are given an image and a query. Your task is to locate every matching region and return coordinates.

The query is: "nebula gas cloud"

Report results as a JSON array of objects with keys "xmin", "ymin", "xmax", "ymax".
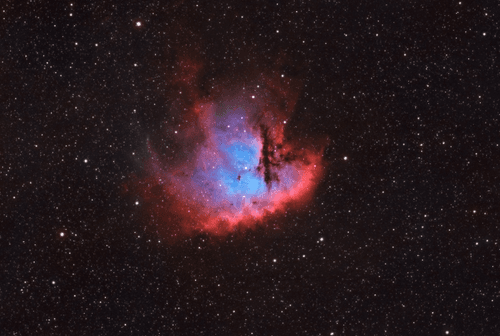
[{"xmin": 127, "ymin": 57, "xmax": 328, "ymax": 241}]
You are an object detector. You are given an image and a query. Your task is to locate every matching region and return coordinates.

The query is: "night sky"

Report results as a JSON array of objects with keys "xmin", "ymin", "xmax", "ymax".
[{"xmin": 2, "ymin": 1, "xmax": 499, "ymax": 335}]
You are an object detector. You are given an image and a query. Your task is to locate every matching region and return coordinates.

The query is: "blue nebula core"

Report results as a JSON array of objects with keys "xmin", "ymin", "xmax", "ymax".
[
  {"xmin": 189, "ymin": 104, "xmax": 268, "ymax": 212},
  {"xmin": 219, "ymin": 141, "xmax": 265, "ymax": 196}
]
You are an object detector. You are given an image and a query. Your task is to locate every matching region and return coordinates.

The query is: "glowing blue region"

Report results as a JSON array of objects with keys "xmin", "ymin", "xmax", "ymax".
[
  {"xmin": 213, "ymin": 106, "xmax": 267, "ymax": 206},
  {"xmin": 217, "ymin": 141, "xmax": 266, "ymax": 199},
  {"xmin": 190, "ymin": 105, "xmax": 268, "ymax": 212},
  {"xmin": 225, "ymin": 142, "xmax": 259, "ymax": 170}
]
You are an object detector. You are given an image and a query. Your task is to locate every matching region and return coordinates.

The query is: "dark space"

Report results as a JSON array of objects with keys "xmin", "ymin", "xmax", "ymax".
[{"xmin": 1, "ymin": 1, "xmax": 499, "ymax": 335}]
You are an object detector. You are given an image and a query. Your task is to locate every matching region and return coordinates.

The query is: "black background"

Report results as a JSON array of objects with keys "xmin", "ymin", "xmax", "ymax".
[{"xmin": 2, "ymin": 0, "xmax": 499, "ymax": 335}]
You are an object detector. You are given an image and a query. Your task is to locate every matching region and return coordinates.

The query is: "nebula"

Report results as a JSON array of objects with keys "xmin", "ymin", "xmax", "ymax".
[{"xmin": 127, "ymin": 57, "xmax": 328, "ymax": 241}]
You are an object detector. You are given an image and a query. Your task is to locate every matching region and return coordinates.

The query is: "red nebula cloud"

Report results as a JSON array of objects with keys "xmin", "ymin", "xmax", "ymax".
[{"xmin": 125, "ymin": 54, "xmax": 328, "ymax": 243}]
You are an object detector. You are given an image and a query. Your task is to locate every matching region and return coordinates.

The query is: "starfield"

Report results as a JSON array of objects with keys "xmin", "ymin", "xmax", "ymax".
[{"xmin": 2, "ymin": 1, "xmax": 498, "ymax": 335}]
